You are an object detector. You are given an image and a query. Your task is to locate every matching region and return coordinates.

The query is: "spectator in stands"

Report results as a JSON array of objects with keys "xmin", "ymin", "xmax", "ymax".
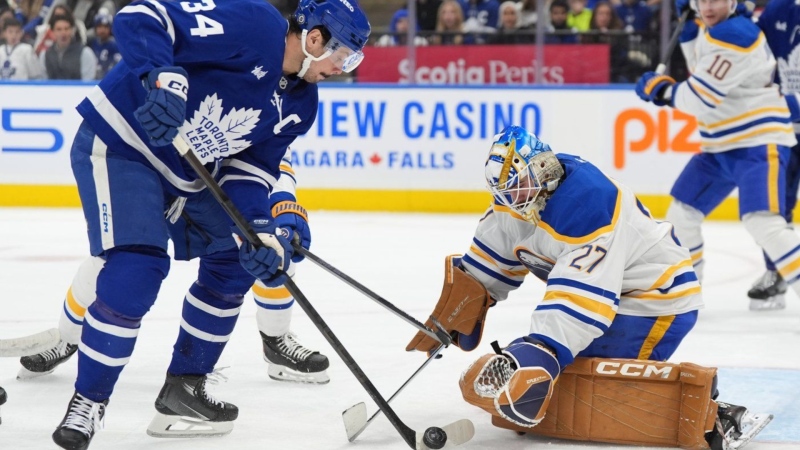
[
  {"xmin": 491, "ymin": 1, "xmax": 532, "ymax": 44},
  {"xmin": 584, "ymin": 1, "xmax": 641, "ymax": 82},
  {"xmin": 431, "ymin": 0, "xmax": 470, "ymax": 45},
  {"xmin": 517, "ymin": 0, "xmax": 539, "ymax": 28},
  {"xmin": 460, "ymin": 0, "xmax": 498, "ymax": 43},
  {"xmin": 546, "ymin": 0, "xmax": 579, "ymax": 43},
  {"xmin": 567, "ymin": 0, "xmax": 592, "ymax": 31},
  {"xmin": 417, "ymin": 0, "xmax": 443, "ymax": 31},
  {"xmin": 40, "ymin": 13, "xmax": 95, "ymax": 79},
  {"xmin": 1, "ymin": 17, "xmax": 44, "ymax": 78},
  {"xmin": 615, "ymin": 0, "xmax": 651, "ymax": 32},
  {"xmin": 64, "ymin": 0, "xmax": 116, "ymax": 38},
  {"xmin": 16, "ymin": 0, "xmax": 46, "ymax": 37},
  {"xmin": 87, "ymin": 10, "xmax": 117, "ymax": 78},
  {"xmin": 0, "ymin": 9, "xmax": 15, "ymax": 38},
  {"xmin": 34, "ymin": 4, "xmax": 86, "ymax": 55},
  {"xmin": 376, "ymin": 8, "xmax": 429, "ymax": 47}
]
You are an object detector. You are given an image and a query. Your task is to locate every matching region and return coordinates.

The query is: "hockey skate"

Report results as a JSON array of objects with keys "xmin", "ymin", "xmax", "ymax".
[
  {"xmin": 18, "ymin": 340, "xmax": 78, "ymax": 380},
  {"xmin": 147, "ymin": 372, "xmax": 238, "ymax": 438},
  {"xmin": 52, "ymin": 391, "xmax": 107, "ymax": 450},
  {"xmin": 747, "ymin": 270, "xmax": 787, "ymax": 311},
  {"xmin": 261, "ymin": 331, "xmax": 330, "ymax": 384},
  {"xmin": 705, "ymin": 402, "xmax": 773, "ymax": 450}
]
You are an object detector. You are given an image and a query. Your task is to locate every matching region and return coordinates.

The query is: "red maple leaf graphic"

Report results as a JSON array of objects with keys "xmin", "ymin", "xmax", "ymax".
[{"xmin": 370, "ymin": 153, "xmax": 382, "ymax": 165}]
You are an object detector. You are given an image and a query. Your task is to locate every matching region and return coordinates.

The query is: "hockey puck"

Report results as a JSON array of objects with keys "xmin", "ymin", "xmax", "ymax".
[
  {"xmin": 423, "ymin": 426, "xmax": 447, "ymax": 449},
  {"xmin": 0, "ymin": 386, "xmax": 6, "ymax": 405}
]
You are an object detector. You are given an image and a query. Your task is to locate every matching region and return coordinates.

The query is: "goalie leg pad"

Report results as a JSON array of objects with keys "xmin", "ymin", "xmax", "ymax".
[
  {"xmin": 406, "ymin": 255, "xmax": 491, "ymax": 354},
  {"xmin": 459, "ymin": 338, "xmax": 560, "ymax": 427},
  {"xmin": 492, "ymin": 357, "xmax": 719, "ymax": 449}
]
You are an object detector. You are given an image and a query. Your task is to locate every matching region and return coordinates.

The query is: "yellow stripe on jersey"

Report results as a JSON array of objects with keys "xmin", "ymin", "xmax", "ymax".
[
  {"xmin": 626, "ymin": 286, "xmax": 702, "ymax": 300},
  {"xmin": 638, "ymin": 315, "xmax": 675, "ymax": 359},
  {"xmin": 469, "ymin": 245, "xmax": 528, "ymax": 277},
  {"xmin": 688, "ymin": 79, "xmax": 722, "ymax": 105},
  {"xmin": 702, "ymin": 125, "xmax": 795, "ymax": 146},
  {"xmin": 768, "ymin": 144, "xmax": 780, "ymax": 214},
  {"xmin": 66, "ymin": 288, "xmax": 86, "ymax": 317},
  {"xmin": 690, "ymin": 251, "xmax": 703, "ymax": 263},
  {"xmin": 697, "ymin": 106, "xmax": 790, "ymax": 130},
  {"xmin": 252, "ymin": 284, "xmax": 291, "ymax": 300},
  {"xmin": 704, "ymin": 31, "xmax": 765, "ymax": 53},
  {"xmin": 538, "ymin": 184, "xmax": 622, "ymax": 245},
  {"xmin": 279, "ymin": 164, "xmax": 295, "ymax": 175},
  {"xmin": 543, "ymin": 290, "xmax": 616, "ymax": 322},
  {"xmin": 646, "ymin": 259, "xmax": 693, "ymax": 291}
]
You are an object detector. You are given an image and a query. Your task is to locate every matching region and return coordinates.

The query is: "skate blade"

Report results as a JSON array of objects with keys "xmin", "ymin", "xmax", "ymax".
[
  {"xmin": 415, "ymin": 419, "xmax": 475, "ymax": 449},
  {"xmin": 146, "ymin": 412, "xmax": 233, "ymax": 438},
  {"xmin": 727, "ymin": 413, "xmax": 773, "ymax": 450},
  {"xmin": 749, "ymin": 296, "xmax": 786, "ymax": 311},
  {"xmin": 267, "ymin": 364, "xmax": 330, "ymax": 384},
  {"xmin": 16, "ymin": 367, "xmax": 55, "ymax": 381}
]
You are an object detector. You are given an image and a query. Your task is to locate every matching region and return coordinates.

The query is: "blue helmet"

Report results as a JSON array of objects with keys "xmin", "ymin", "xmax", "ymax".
[
  {"xmin": 485, "ymin": 126, "xmax": 563, "ymax": 224},
  {"xmin": 294, "ymin": 0, "xmax": 371, "ymax": 73}
]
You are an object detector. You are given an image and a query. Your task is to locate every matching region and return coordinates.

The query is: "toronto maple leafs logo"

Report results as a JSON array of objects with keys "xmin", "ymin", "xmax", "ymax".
[
  {"xmin": 777, "ymin": 44, "xmax": 800, "ymax": 94},
  {"xmin": 251, "ymin": 65, "xmax": 267, "ymax": 80},
  {"xmin": 180, "ymin": 94, "xmax": 261, "ymax": 164}
]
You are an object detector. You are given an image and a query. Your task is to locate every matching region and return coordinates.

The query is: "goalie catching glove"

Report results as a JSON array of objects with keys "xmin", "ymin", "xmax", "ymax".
[
  {"xmin": 459, "ymin": 337, "xmax": 561, "ymax": 428},
  {"xmin": 406, "ymin": 255, "xmax": 492, "ymax": 353}
]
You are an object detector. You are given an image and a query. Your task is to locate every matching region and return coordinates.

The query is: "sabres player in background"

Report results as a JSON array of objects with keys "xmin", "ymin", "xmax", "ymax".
[
  {"xmin": 407, "ymin": 126, "xmax": 771, "ymax": 450},
  {"xmin": 20, "ymin": 162, "xmax": 331, "ymax": 386},
  {"xmin": 635, "ymin": 0, "xmax": 800, "ymax": 305},
  {"xmin": 49, "ymin": 0, "xmax": 370, "ymax": 448},
  {"xmin": 745, "ymin": 0, "xmax": 800, "ymax": 310}
]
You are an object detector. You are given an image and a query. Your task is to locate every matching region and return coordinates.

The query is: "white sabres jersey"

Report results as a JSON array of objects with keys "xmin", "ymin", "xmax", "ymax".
[
  {"xmin": 462, "ymin": 155, "xmax": 703, "ymax": 362},
  {"xmin": 675, "ymin": 16, "xmax": 797, "ymax": 152}
]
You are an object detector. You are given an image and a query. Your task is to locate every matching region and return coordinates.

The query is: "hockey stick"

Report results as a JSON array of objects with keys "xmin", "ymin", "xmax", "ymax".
[
  {"xmin": 172, "ymin": 137, "xmax": 474, "ymax": 450},
  {"xmin": 0, "ymin": 328, "xmax": 60, "ymax": 357},
  {"xmin": 292, "ymin": 245, "xmax": 452, "ymax": 347},
  {"xmin": 343, "ymin": 344, "xmax": 444, "ymax": 442},
  {"xmin": 655, "ymin": 9, "xmax": 691, "ymax": 75}
]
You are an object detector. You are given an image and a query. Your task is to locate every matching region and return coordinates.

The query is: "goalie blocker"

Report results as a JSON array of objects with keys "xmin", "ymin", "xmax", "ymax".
[
  {"xmin": 406, "ymin": 255, "xmax": 492, "ymax": 353},
  {"xmin": 461, "ymin": 354, "xmax": 772, "ymax": 449}
]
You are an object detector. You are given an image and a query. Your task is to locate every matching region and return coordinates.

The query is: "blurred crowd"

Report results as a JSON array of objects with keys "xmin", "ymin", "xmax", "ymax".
[{"xmin": 0, "ymin": 0, "xmax": 123, "ymax": 80}]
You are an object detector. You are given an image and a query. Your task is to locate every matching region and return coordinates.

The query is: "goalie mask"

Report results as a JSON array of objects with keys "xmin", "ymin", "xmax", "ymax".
[
  {"xmin": 294, "ymin": 0, "xmax": 371, "ymax": 76},
  {"xmin": 485, "ymin": 126, "xmax": 564, "ymax": 225}
]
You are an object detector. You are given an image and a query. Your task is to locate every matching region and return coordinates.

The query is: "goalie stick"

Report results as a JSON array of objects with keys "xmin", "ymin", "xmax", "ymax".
[
  {"xmin": 172, "ymin": 137, "xmax": 474, "ymax": 450},
  {"xmin": 343, "ymin": 344, "xmax": 445, "ymax": 442},
  {"xmin": 292, "ymin": 245, "xmax": 453, "ymax": 347},
  {"xmin": 0, "ymin": 328, "xmax": 60, "ymax": 357}
]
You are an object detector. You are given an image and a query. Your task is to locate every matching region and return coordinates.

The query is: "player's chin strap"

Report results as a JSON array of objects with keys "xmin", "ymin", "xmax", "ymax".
[{"xmin": 297, "ymin": 29, "xmax": 332, "ymax": 78}]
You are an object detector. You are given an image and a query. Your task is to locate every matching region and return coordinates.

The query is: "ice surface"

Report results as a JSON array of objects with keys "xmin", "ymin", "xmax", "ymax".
[{"xmin": 0, "ymin": 208, "xmax": 797, "ymax": 450}]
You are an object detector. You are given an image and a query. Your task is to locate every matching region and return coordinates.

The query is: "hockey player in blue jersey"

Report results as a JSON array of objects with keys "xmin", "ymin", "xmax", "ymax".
[
  {"xmin": 50, "ymin": 0, "xmax": 370, "ymax": 448},
  {"xmin": 407, "ymin": 126, "xmax": 771, "ymax": 449},
  {"xmin": 745, "ymin": 0, "xmax": 800, "ymax": 310},
  {"xmin": 20, "ymin": 159, "xmax": 331, "ymax": 386},
  {"xmin": 635, "ymin": 0, "xmax": 800, "ymax": 308}
]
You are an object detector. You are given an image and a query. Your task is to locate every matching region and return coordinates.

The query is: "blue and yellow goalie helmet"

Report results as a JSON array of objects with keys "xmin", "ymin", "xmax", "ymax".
[{"xmin": 485, "ymin": 126, "xmax": 564, "ymax": 224}]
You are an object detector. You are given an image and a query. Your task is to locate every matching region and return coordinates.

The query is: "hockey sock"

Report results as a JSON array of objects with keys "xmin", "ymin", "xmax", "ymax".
[
  {"xmin": 168, "ymin": 281, "xmax": 243, "ymax": 375},
  {"xmin": 253, "ymin": 280, "xmax": 293, "ymax": 337},
  {"xmin": 76, "ymin": 247, "xmax": 169, "ymax": 402},
  {"xmin": 666, "ymin": 199, "xmax": 706, "ymax": 280},
  {"xmin": 743, "ymin": 211, "xmax": 800, "ymax": 295},
  {"xmin": 59, "ymin": 257, "xmax": 105, "ymax": 345}
]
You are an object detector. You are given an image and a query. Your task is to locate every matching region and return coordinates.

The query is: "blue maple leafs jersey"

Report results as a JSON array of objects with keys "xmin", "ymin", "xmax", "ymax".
[
  {"xmin": 757, "ymin": 0, "xmax": 800, "ymax": 134},
  {"xmin": 76, "ymin": 0, "xmax": 318, "ymax": 222}
]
